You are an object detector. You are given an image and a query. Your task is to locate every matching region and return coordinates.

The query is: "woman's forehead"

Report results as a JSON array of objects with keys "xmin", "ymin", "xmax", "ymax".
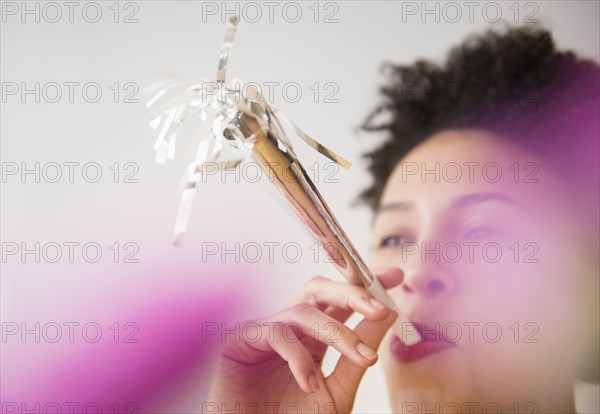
[
  {"xmin": 397, "ymin": 129, "xmax": 532, "ymax": 167},
  {"xmin": 379, "ymin": 129, "xmax": 558, "ymax": 211}
]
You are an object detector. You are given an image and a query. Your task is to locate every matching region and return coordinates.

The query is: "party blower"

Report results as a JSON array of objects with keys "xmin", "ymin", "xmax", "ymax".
[{"xmin": 146, "ymin": 17, "xmax": 420, "ymax": 345}]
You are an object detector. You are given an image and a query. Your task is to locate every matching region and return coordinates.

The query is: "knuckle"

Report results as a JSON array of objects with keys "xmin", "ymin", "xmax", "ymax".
[
  {"xmin": 309, "ymin": 275, "xmax": 328, "ymax": 284},
  {"xmin": 301, "ymin": 346, "xmax": 314, "ymax": 362},
  {"xmin": 344, "ymin": 286, "xmax": 369, "ymax": 309},
  {"xmin": 335, "ymin": 324, "xmax": 359, "ymax": 343},
  {"xmin": 304, "ymin": 275, "xmax": 328, "ymax": 292},
  {"xmin": 267, "ymin": 320, "xmax": 285, "ymax": 337},
  {"xmin": 297, "ymin": 276, "xmax": 329, "ymax": 303},
  {"xmin": 349, "ymin": 285, "xmax": 369, "ymax": 298},
  {"xmin": 290, "ymin": 302, "xmax": 314, "ymax": 317}
]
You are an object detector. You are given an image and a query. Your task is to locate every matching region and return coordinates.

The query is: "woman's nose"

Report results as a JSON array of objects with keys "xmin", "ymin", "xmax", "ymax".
[{"xmin": 401, "ymin": 259, "xmax": 457, "ymax": 300}]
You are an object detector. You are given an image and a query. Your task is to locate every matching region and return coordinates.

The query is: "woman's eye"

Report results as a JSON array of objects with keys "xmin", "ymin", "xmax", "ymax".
[{"xmin": 379, "ymin": 235, "xmax": 413, "ymax": 248}]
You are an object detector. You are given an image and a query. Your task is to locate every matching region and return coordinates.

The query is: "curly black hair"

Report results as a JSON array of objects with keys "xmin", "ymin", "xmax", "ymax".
[{"xmin": 360, "ymin": 26, "xmax": 600, "ymax": 212}]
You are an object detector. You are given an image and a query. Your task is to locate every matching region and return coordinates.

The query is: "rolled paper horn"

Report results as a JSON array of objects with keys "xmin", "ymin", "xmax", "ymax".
[
  {"xmin": 147, "ymin": 17, "xmax": 421, "ymax": 345},
  {"xmin": 233, "ymin": 103, "xmax": 421, "ymax": 346}
]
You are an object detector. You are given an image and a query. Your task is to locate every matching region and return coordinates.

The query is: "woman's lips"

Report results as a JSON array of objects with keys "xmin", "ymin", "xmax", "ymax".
[{"xmin": 390, "ymin": 323, "xmax": 456, "ymax": 363}]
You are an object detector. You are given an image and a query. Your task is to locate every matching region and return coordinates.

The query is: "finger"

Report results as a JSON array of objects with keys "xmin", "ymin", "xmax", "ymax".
[
  {"xmin": 327, "ymin": 310, "xmax": 398, "ymax": 400},
  {"xmin": 299, "ymin": 276, "xmax": 391, "ymax": 323},
  {"xmin": 282, "ymin": 303, "xmax": 382, "ymax": 368},
  {"xmin": 218, "ymin": 317, "xmax": 321, "ymax": 393},
  {"xmin": 268, "ymin": 324, "xmax": 320, "ymax": 394},
  {"xmin": 239, "ymin": 304, "xmax": 380, "ymax": 369}
]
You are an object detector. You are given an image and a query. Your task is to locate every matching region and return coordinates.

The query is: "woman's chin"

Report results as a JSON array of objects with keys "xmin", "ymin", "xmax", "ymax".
[{"xmin": 382, "ymin": 337, "xmax": 478, "ymax": 409}]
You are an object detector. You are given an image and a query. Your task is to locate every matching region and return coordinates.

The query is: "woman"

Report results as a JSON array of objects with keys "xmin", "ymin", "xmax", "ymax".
[{"xmin": 205, "ymin": 27, "xmax": 599, "ymax": 413}]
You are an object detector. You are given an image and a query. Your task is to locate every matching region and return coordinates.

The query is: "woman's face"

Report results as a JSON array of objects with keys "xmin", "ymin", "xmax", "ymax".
[{"xmin": 371, "ymin": 129, "xmax": 595, "ymax": 413}]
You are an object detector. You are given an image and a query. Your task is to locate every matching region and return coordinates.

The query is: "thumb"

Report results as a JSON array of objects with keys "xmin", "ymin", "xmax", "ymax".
[
  {"xmin": 326, "ymin": 309, "xmax": 398, "ymax": 402},
  {"xmin": 373, "ymin": 267, "xmax": 404, "ymax": 289}
]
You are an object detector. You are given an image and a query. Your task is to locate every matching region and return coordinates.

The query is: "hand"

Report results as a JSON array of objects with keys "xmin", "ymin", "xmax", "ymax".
[{"xmin": 205, "ymin": 268, "xmax": 403, "ymax": 413}]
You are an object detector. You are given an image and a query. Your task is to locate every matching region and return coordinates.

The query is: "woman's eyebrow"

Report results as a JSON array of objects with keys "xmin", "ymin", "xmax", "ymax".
[
  {"xmin": 451, "ymin": 192, "xmax": 520, "ymax": 210},
  {"xmin": 376, "ymin": 193, "xmax": 522, "ymax": 216},
  {"xmin": 376, "ymin": 201, "xmax": 414, "ymax": 215}
]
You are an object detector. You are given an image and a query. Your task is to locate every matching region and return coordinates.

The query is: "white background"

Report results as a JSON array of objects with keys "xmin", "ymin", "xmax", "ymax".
[{"xmin": 2, "ymin": 1, "xmax": 599, "ymax": 412}]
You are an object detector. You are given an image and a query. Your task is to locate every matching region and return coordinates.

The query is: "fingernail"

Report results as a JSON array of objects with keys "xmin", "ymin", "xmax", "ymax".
[
  {"xmin": 356, "ymin": 342, "xmax": 378, "ymax": 360},
  {"xmin": 369, "ymin": 297, "xmax": 386, "ymax": 309},
  {"xmin": 308, "ymin": 373, "xmax": 320, "ymax": 392},
  {"xmin": 373, "ymin": 268, "xmax": 392, "ymax": 277}
]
